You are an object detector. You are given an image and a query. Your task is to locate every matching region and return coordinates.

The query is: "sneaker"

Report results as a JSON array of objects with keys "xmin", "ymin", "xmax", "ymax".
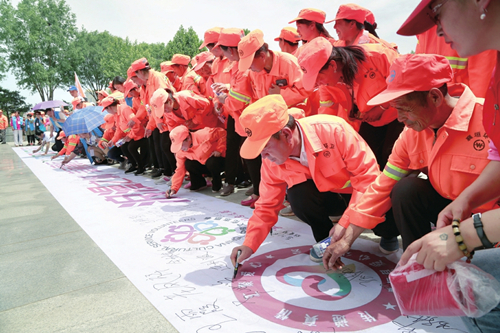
[
  {"xmin": 309, "ymin": 248, "xmax": 323, "ymax": 263},
  {"xmin": 236, "ymin": 180, "xmax": 252, "ymax": 188},
  {"xmin": 134, "ymin": 167, "xmax": 145, "ymax": 176},
  {"xmin": 124, "ymin": 165, "xmax": 137, "ymax": 174},
  {"xmin": 245, "ymin": 186, "xmax": 254, "ymax": 196},
  {"xmin": 150, "ymin": 168, "xmax": 163, "ymax": 178},
  {"xmin": 241, "ymin": 195, "xmax": 259, "ymax": 207},
  {"xmin": 379, "ymin": 237, "xmax": 399, "ymax": 255},
  {"xmin": 220, "ymin": 184, "xmax": 235, "ymax": 196},
  {"xmin": 118, "ymin": 161, "xmax": 127, "ymax": 170},
  {"xmin": 279, "ymin": 205, "xmax": 295, "ymax": 216},
  {"xmin": 154, "ymin": 176, "xmax": 171, "ymax": 185}
]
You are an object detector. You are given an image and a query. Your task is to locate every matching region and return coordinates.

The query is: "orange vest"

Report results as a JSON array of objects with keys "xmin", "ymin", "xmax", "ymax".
[{"xmin": 343, "ymin": 84, "xmax": 498, "ymax": 230}]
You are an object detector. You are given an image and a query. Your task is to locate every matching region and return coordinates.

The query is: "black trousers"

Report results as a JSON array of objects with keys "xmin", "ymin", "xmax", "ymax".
[
  {"xmin": 287, "ymin": 179, "xmax": 400, "ymax": 243},
  {"xmin": 225, "ymin": 115, "xmax": 245, "ymax": 185},
  {"xmin": 184, "ymin": 156, "xmax": 225, "ymax": 191},
  {"xmin": 159, "ymin": 131, "xmax": 177, "ymax": 176},
  {"xmin": 128, "ymin": 138, "xmax": 149, "ymax": 169},
  {"xmin": 244, "ymin": 156, "xmax": 261, "ymax": 196},
  {"xmin": 148, "ymin": 129, "xmax": 159, "ymax": 169},
  {"xmin": 359, "ymin": 119, "xmax": 404, "ymax": 170},
  {"xmin": 391, "ymin": 176, "xmax": 452, "ymax": 250},
  {"xmin": 107, "ymin": 146, "xmax": 125, "ymax": 163}
]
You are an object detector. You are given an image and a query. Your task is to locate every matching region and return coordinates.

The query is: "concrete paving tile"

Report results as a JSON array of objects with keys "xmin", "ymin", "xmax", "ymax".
[
  {"xmin": 0, "ymin": 278, "xmax": 178, "ymax": 333},
  {"xmin": 0, "ymin": 231, "xmax": 125, "ymax": 312}
]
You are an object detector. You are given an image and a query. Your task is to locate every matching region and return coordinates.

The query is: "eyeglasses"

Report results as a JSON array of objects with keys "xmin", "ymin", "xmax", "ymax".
[{"xmin": 428, "ymin": 0, "xmax": 450, "ymax": 24}]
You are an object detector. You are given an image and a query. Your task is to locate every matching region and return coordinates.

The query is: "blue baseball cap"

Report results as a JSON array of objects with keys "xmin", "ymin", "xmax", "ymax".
[{"xmin": 67, "ymin": 85, "xmax": 77, "ymax": 91}]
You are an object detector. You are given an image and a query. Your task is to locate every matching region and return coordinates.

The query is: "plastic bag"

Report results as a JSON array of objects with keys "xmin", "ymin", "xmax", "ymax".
[{"xmin": 389, "ymin": 254, "xmax": 500, "ymax": 317}]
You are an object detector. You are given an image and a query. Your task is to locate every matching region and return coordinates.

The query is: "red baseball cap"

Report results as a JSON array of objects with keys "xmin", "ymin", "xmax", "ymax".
[
  {"xmin": 95, "ymin": 90, "xmax": 109, "ymax": 98},
  {"xmin": 215, "ymin": 28, "xmax": 245, "ymax": 48},
  {"xmin": 57, "ymin": 131, "xmax": 66, "ymax": 140},
  {"xmin": 126, "ymin": 66, "xmax": 136, "ymax": 79},
  {"xmin": 238, "ymin": 29, "xmax": 265, "ymax": 72},
  {"xmin": 199, "ymin": 27, "xmax": 223, "ymax": 50},
  {"xmin": 193, "ymin": 51, "xmax": 216, "ymax": 72},
  {"xmin": 171, "ymin": 54, "xmax": 191, "ymax": 66},
  {"xmin": 397, "ymin": 0, "xmax": 435, "ymax": 36},
  {"xmin": 130, "ymin": 58, "xmax": 150, "ymax": 72},
  {"xmin": 100, "ymin": 96, "xmax": 117, "ymax": 109},
  {"xmin": 150, "ymin": 88, "xmax": 174, "ymax": 118},
  {"xmin": 326, "ymin": 3, "xmax": 369, "ymax": 24},
  {"xmin": 123, "ymin": 79, "xmax": 138, "ymax": 98},
  {"xmin": 170, "ymin": 125, "xmax": 190, "ymax": 153},
  {"xmin": 274, "ymin": 27, "xmax": 301, "ymax": 43},
  {"xmin": 289, "ymin": 8, "xmax": 326, "ymax": 24},
  {"xmin": 366, "ymin": 10, "xmax": 376, "ymax": 25},
  {"xmin": 367, "ymin": 54, "xmax": 453, "ymax": 106},
  {"xmin": 297, "ymin": 37, "xmax": 332, "ymax": 91},
  {"xmin": 71, "ymin": 97, "xmax": 84, "ymax": 109},
  {"xmin": 239, "ymin": 95, "xmax": 290, "ymax": 159},
  {"xmin": 160, "ymin": 61, "xmax": 174, "ymax": 74}
]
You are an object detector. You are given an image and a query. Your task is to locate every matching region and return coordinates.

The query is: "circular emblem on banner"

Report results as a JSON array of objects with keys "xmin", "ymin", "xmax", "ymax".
[
  {"xmin": 232, "ymin": 246, "xmax": 398, "ymax": 331},
  {"xmin": 145, "ymin": 216, "xmax": 247, "ymax": 252},
  {"xmin": 245, "ymin": 128, "xmax": 253, "ymax": 137}
]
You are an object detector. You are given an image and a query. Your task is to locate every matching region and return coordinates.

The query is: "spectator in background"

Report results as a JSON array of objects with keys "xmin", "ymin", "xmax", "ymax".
[
  {"xmin": 0, "ymin": 110, "xmax": 7, "ymax": 144},
  {"xmin": 25, "ymin": 113, "xmax": 36, "ymax": 146},
  {"xmin": 11, "ymin": 111, "xmax": 23, "ymax": 146},
  {"xmin": 67, "ymin": 85, "xmax": 78, "ymax": 98}
]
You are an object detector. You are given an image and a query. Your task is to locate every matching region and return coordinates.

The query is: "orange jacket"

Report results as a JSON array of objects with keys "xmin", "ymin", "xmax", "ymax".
[
  {"xmin": 212, "ymin": 56, "xmax": 232, "ymax": 84},
  {"xmin": 170, "ymin": 127, "xmax": 227, "ymax": 192},
  {"xmin": 334, "ymin": 31, "xmax": 397, "ymax": 51},
  {"xmin": 248, "ymin": 50, "xmax": 309, "ymax": 107},
  {"xmin": 112, "ymin": 104, "xmax": 145, "ymax": 142},
  {"xmin": 150, "ymin": 90, "xmax": 218, "ymax": 132},
  {"xmin": 0, "ymin": 115, "xmax": 7, "ymax": 130},
  {"xmin": 99, "ymin": 114, "xmax": 117, "ymax": 149},
  {"xmin": 130, "ymin": 96, "xmax": 148, "ymax": 126},
  {"xmin": 352, "ymin": 42, "xmax": 399, "ymax": 127},
  {"xmin": 343, "ymin": 84, "xmax": 498, "ymax": 230},
  {"xmin": 416, "ymin": 26, "xmax": 497, "ymax": 98},
  {"xmin": 318, "ymin": 84, "xmax": 361, "ymax": 132},
  {"xmin": 243, "ymin": 115, "xmax": 380, "ymax": 252},
  {"xmin": 180, "ymin": 69, "xmax": 205, "ymax": 96},
  {"xmin": 144, "ymin": 70, "xmax": 174, "ymax": 130},
  {"xmin": 224, "ymin": 61, "xmax": 254, "ymax": 136},
  {"xmin": 58, "ymin": 134, "xmax": 80, "ymax": 156}
]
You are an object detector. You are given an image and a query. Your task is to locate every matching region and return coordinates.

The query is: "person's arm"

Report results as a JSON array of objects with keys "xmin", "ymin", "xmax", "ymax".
[
  {"xmin": 437, "ymin": 161, "xmax": 500, "ymax": 228},
  {"xmin": 400, "ymin": 208, "xmax": 500, "ymax": 271}
]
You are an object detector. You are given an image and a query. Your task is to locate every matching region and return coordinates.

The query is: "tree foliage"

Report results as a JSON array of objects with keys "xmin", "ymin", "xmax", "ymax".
[
  {"xmin": 0, "ymin": 87, "xmax": 31, "ymax": 118},
  {"xmin": 164, "ymin": 25, "xmax": 204, "ymax": 62},
  {"xmin": 0, "ymin": 0, "xmax": 77, "ymax": 101}
]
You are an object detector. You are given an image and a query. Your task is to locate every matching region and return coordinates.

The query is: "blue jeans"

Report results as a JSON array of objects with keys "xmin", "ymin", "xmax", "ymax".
[{"xmin": 462, "ymin": 248, "xmax": 500, "ymax": 333}]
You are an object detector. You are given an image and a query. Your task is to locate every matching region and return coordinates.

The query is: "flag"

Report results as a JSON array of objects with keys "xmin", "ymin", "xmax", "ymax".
[{"xmin": 74, "ymin": 72, "xmax": 86, "ymax": 99}]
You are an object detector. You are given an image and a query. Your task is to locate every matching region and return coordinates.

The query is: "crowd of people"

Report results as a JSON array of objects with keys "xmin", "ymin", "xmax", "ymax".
[
  {"xmin": 22, "ymin": 2, "xmax": 500, "ymax": 331},
  {"xmin": 0, "ymin": 109, "xmax": 53, "ymax": 146}
]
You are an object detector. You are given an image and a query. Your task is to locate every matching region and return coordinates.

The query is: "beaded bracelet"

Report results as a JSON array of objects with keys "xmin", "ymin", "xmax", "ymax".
[{"xmin": 451, "ymin": 219, "xmax": 474, "ymax": 263}]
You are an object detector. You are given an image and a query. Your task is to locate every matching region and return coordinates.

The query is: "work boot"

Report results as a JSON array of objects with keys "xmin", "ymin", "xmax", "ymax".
[
  {"xmin": 151, "ymin": 168, "xmax": 163, "ymax": 178},
  {"xmin": 220, "ymin": 184, "xmax": 235, "ymax": 196}
]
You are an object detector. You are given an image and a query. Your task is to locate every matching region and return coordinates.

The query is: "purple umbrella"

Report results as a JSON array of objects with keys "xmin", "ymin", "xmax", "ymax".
[{"xmin": 32, "ymin": 100, "xmax": 68, "ymax": 111}]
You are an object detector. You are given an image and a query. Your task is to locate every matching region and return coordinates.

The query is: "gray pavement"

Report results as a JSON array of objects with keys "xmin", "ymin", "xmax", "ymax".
[{"xmin": 0, "ymin": 129, "xmax": 384, "ymax": 333}]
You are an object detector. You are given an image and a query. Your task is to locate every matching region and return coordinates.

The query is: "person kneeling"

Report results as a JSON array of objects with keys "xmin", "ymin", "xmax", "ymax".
[{"xmin": 166, "ymin": 125, "xmax": 226, "ymax": 198}]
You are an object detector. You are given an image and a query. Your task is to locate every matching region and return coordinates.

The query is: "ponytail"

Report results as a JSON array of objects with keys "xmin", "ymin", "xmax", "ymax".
[{"xmin": 364, "ymin": 21, "xmax": 379, "ymax": 38}]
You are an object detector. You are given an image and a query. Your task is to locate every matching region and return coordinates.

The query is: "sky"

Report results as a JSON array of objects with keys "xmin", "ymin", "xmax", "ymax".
[{"xmin": 3, "ymin": 0, "xmax": 421, "ymax": 107}]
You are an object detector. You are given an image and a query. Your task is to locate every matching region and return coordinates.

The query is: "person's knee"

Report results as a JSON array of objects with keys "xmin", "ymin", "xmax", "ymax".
[{"xmin": 391, "ymin": 177, "xmax": 429, "ymax": 205}]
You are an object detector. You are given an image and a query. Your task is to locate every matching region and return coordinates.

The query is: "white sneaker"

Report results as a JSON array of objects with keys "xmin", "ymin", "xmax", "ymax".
[{"xmin": 155, "ymin": 176, "xmax": 171, "ymax": 185}]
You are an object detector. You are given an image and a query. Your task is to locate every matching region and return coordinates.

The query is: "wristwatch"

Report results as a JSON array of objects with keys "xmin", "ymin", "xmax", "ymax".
[{"xmin": 473, "ymin": 213, "xmax": 494, "ymax": 249}]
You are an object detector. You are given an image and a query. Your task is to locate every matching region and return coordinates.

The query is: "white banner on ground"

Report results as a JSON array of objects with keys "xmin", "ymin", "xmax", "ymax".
[{"xmin": 15, "ymin": 147, "xmax": 467, "ymax": 333}]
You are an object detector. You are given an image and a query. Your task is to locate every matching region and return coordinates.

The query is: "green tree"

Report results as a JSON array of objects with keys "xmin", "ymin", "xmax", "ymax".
[
  {"xmin": 0, "ymin": 0, "xmax": 77, "ymax": 101},
  {"xmin": 0, "ymin": 87, "xmax": 31, "ymax": 119},
  {"xmin": 164, "ymin": 25, "xmax": 204, "ymax": 62}
]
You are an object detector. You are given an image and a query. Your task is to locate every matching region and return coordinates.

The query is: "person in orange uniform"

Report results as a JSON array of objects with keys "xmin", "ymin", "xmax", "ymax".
[
  {"xmin": 192, "ymin": 51, "xmax": 217, "ymax": 101},
  {"xmin": 298, "ymin": 37, "xmax": 401, "ymax": 170},
  {"xmin": 210, "ymin": 28, "xmax": 253, "ymax": 197},
  {"xmin": 71, "ymin": 96, "xmax": 92, "ymax": 111},
  {"xmin": 95, "ymin": 90, "xmax": 109, "ymax": 105},
  {"xmin": 274, "ymin": 27, "xmax": 301, "ymax": 55},
  {"xmin": 51, "ymin": 131, "xmax": 80, "ymax": 164},
  {"xmin": 415, "ymin": 25, "xmax": 496, "ymax": 99},
  {"xmin": 166, "ymin": 125, "xmax": 226, "ymax": 197},
  {"xmin": 171, "ymin": 54, "xmax": 204, "ymax": 95},
  {"xmin": 229, "ymin": 95, "xmax": 388, "ymax": 265},
  {"xmin": 323, "ymin": 54, "xmax": 499, "ymax": 270},
  {"xmin": 102, "ymin": 96, "xmax": 149, "ymax": 175},
  {"xmin": 199, "ymin": 27, "xmax": 232, "ymax": 87},
  {"xmin": 0, "ymin": 110, "xmax": 7, "ymax": 144},
  {"xmin": 160, "ymin": 61, "xmax": 182, "ymax": 92}
]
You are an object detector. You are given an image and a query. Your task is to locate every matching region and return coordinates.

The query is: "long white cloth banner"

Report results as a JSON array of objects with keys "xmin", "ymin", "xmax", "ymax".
[{"xmin": 14, "ymin": 147, "xmax": 467, "ymax": 333}]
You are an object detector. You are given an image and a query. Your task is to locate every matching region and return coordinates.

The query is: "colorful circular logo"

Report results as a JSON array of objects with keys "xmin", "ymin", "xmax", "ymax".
[
  {"xmin": 233, "ymin": 246, "xmax": 398, "ymax": 331},
  {"xmin": 145, "ymin": 216, "xmax": 247, "ymax": 252}
]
